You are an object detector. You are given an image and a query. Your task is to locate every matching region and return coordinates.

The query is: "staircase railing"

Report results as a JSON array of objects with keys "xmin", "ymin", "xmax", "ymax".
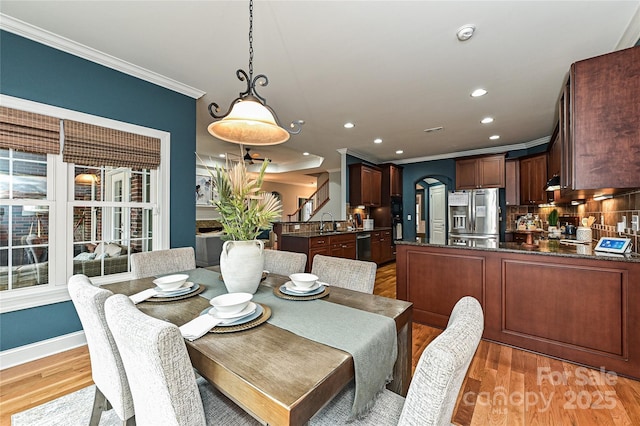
[{"xmin": 287, "ymin": 179, "xmax": 330, "ymax": 222}]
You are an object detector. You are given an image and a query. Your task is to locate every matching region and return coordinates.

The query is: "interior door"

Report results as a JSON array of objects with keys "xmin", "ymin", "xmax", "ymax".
[{"xmin": 429, "ymin": 184, "xmax": 446, "ymax": 244}]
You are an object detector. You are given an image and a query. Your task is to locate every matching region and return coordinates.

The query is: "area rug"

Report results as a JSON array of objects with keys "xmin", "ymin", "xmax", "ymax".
[{"xmin": 12, "ymin": 385, "xmax": 120, "ymax": 425}]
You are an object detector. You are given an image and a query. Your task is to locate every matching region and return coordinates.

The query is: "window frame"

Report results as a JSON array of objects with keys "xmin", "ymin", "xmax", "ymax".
[{"xmin": 0, "ymin": 94, "xmax": 171, "ymax": 313}]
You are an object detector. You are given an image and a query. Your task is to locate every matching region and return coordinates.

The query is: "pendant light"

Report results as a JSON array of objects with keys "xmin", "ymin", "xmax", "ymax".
[{"xmin": 207, "ymin": 0, "xmax": 303, "ymax": 145}]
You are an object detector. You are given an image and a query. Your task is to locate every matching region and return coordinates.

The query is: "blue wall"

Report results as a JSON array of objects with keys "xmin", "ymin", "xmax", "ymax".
[{"xmin": 0, "ymin": 31, "xmax": 197, "ymax": 351}]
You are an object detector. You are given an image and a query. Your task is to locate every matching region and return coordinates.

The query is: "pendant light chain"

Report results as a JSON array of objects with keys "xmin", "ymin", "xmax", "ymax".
[{"xmin": 248, "ymin": 0, "xmax": 254, "ymax": 81}]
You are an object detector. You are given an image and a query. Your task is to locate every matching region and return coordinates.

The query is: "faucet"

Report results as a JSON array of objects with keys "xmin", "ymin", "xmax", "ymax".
[{"xmin": 320, "ymin": 212, "xmax": 335, "ymax": 233}]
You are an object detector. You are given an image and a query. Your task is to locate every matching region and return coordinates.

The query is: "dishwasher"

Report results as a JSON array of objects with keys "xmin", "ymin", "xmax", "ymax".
[{"xmin": 356, "ymin": 232, "xmax": 372, "ymax": 261}]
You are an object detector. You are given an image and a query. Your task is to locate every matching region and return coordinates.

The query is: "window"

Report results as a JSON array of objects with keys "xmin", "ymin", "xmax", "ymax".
[{"xmin": 0, "ymin": 96, "xmax": 170, "ymax": 313}]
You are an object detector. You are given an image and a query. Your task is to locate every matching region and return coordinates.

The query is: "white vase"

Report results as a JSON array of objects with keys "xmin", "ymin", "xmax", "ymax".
[{"xmin": 219, "ymin": 239, "xmax": 265, "ymax": 294}]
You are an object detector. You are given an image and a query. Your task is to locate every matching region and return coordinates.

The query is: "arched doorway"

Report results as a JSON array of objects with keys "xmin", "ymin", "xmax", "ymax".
[{"xmin": 415, "ymin": 175, "xmax": 451, "ymax": 244}]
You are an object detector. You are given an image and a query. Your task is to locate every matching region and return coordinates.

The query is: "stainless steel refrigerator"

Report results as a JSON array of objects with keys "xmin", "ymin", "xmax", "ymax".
[{"xmin": 448, "ymin": 188, "xmax": 500, "ymax": 246}]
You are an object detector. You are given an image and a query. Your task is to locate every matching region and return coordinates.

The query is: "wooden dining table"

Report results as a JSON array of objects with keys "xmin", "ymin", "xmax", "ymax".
[{"xmin": 106, "ymin": 266, "xmax": 413, "ymax": 426}]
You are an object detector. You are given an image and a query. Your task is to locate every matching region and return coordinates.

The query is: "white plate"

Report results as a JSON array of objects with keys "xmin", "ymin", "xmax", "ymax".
[
  {"xmin": 217, "ymin": 304, "xmax": 264, "ymax": 327},
  {"xmin": 209, "ymin": 302, "xmax": 257, "ymax": 320},
  {"xmin": 280, "ymin": 282, "xmax": 325, "ymax": 297},
  {"xmin": 284, "ymin": 281, "xmax": 320, "ymax": 293},
  {"xmin": 153, "ymin": 282, "xmax": 196, "ymax": 297}
]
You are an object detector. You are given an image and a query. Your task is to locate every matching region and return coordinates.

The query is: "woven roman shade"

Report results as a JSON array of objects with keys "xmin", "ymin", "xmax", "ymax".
[
  {"xmin": 0, "ymin": 106, "xmax": 60, "ymax": 154},
  {"xmin": 63, "ymin": 120, "xmax": 161, "ymax": 169}
]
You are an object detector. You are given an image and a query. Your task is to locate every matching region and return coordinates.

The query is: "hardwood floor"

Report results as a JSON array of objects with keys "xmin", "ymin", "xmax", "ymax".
[{"xmin": 1, "ymin": 262, "xmax": 639, "ymax": 425}]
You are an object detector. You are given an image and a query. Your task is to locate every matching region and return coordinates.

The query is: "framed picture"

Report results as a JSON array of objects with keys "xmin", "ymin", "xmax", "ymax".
[{"xmin": 196, "ymin": 174, "xmax": 213, "ymax": 205}]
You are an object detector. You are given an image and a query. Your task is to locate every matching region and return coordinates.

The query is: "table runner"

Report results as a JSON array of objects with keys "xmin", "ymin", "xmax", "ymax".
[{"xmin": 184, "ymin": 268, "xmax": 398, "ymax": 419}]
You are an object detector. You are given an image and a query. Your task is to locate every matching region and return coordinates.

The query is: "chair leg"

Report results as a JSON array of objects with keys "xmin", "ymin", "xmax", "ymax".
[
  {"xmin": 89, "ymin": 387, "xmax": 109, "ymax": 426},
  {"xmin": 124, "ymin": 416, "xmax": 136, "ymax": 425}
]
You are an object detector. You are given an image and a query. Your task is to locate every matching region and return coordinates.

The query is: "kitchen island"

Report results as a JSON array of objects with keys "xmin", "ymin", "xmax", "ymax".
[{"xmin": 396, "ymin": 239, "xmax": 640, "ymax": 380}]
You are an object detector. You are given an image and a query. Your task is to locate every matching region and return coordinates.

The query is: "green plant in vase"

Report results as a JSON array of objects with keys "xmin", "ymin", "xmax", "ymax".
[
  {"xmin": 198, "ymin": 154, "xmax": 282, "ymax": 293},
  {"xmin": 548, "ymin": 209, "xmax": 560, "ymax": 238}
]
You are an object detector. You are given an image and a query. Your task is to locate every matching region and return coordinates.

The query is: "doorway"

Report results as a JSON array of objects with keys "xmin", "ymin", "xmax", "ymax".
[{"xmin": 415, "ymin": 177, "xmax": 448, "ymax": 243}]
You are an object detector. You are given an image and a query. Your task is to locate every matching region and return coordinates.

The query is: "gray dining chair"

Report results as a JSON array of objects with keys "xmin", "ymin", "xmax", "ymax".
[
  {"xmin": 263, "ymin": 249, "xmax": 307, "ymax": 277},
  {"xmin": 104, "ymin": 294, "xmax": 260, "ymax": 426},
  {"xmin": 130, "ymin": 247, "xmax": 196, "ymax": 279},
  {"xmin": 310, "ymin": 254, "xmax": 377, "ymax": 294},
  {"xmin": 310, "ymin": 296, "xmax": 484, "ymax": 425},
  {"xmin": 67, "ymin": 274, "xmax": 135, "ymax": 426}
]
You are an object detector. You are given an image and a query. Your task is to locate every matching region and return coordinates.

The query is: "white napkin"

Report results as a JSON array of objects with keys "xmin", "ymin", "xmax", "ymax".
[
  {"xmin": 129, "ymin": 288, "xmax": 158, "ymax": 304},
  {"xmin": 179, "ymin": 315, "xmax": 222, "ymax": 341}
]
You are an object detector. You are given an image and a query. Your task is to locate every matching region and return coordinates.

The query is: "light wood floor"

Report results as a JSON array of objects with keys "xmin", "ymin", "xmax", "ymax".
[{"xmin": 1, "ymin": 262, "xmax": 639, "ymax": 425}]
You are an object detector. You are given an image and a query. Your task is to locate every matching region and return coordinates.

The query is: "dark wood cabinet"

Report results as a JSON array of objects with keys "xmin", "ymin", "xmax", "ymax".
[
  {"xmin": 280, "ymin": 233, "xmax": 356, "ymax": 272},
  {"xmin": 349, "ymin": 164, "xmax": 382, "ymax": 207},
  {"xmin": 380, "ymin": 163, "xmax": 403, "ymax": 205},
  {"xmin": 455, "ymin": 154, "xmax": 505, "ymax": 190},
  {"xmin": 396, "ymin": 243, "xmax": 640, "ymax": 380},
  {"xmin": 519, "ymin": 154, "xmax": 548, "ymax": 205},
  {"xmin": 505, "ymin": 159, "xmax": 520, "ymax": 206},
  {"xmin": 547, "ymin": 125, "xmax": 561, "ymax": 180},
  {"xmin": 329, "ymin": 233, "xmax": 356, "ymax": 260},
  {"xmin": 370, "ymin": 230, "xmax": 394, "ymax": 265},
  {"xmin": 558, "ymin": 46, "xmax": 639, "ymax": 195}
]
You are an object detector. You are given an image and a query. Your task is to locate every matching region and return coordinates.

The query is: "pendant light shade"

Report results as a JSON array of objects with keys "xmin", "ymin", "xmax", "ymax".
[
  {"xmin": 208, "ymin": 97, "xmax": 290, "ymax": 145},
  {"xmin": 207, "ymin": 0, "xmax": 302, "ymax": 145}
]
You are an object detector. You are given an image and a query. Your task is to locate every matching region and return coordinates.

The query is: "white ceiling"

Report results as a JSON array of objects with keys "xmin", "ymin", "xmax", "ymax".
[{"xmin": 2, "ymin": 1, "xmax": 639, "ymax": 185}]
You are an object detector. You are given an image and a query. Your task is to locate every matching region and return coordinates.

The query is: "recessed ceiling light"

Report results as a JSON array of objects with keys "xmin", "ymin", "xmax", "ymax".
[
  {"xmin": 302, "ymin": 152, "xmax": 309, "ymax": 156},
  {"xmin": 456, "ymin": 25, "xmax": 476, "ymax": 41},
  {"xmin": 374, "ymin": 138, "xmax": 382, "ymax": 144},
  {"xmin": 344, "ymin": 122, "xmax": 355, "ymax": 129},
  {"xmin": 489, "ymin": 135, "xmax": 500, "ymax": 140},
  {"xmin": 218, "ymin": 154, "xmax": 226, "ymax": 158},
  {"xmin": 481, "ymin": 117, "xmax": 494, "ymax": 124},
  {"xmin": 424, "ymin": 126, "xmax": 444, "ymax": 133},
  {"xmin": 471, "ymin": 89, "xmax": 487, "ymax": 97},
  {"xmin": 396, "ymin": 150, "xmax": 404, "ymax": 154}
]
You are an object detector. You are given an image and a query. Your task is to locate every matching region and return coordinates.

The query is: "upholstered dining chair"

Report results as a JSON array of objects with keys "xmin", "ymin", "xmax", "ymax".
[
  {"xmin": 310, "ymin": 296, "xmax": 484, "ymax": 426},
  {"xmin": 263, "ymin": 249, "xmax": 307, "ymax": 277},
  {"xmin": 130, "ymin": 247, "xmax": 196, "ymax": 279},
  {"xmin": 310, "ymin": 254, "xmax": 377, "ymax": 294},
  {"xmin": 67, "ymin": 275, "xmax": 134, "ymax": 426},
  {"xmin": 104, "ymin": 294, "xmax": 260, "ymax": 426}
]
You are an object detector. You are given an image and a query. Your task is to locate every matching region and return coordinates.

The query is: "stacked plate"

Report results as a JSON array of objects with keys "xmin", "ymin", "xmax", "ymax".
[
  {"xmin": 207, "ymin": 302, "xmax": 263, "ymax": 327},
  {"xmin": 279, "ymin": 281, "xmax": 326, "ymax": 296},
  {"xmin": 152, "ymin": 281, "xmax": 198, "ymax": 298}
]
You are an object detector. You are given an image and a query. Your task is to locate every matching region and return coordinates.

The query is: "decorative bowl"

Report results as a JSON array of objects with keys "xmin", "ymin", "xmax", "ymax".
[
  {"xmin": 210, "ymin": 292, "xmax": 253, "ymax": 315},
  {"xmin": 289, "ymin": 273, "xmax": 319, "ymax": 289},
  {"xmin": 153, "ymin": 274, "xmax": 189, "ymax": 291}
]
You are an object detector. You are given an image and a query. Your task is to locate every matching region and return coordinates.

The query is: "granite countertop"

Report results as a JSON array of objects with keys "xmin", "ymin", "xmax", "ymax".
[
  {"xmin": 282, "ymin": 227, "xmax": 392, "ymax": 238},
  {"xmin": 397, "ymin": 238, "xmax": 640, "ymax": 263}
]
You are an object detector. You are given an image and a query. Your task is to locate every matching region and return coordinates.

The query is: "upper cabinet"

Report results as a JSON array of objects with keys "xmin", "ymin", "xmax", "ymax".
[
  {"xmin": 455, "ymin": 154, "xmax": 505, "ymax": 190},
  {"xmin": 547, "ymin": 125, "xmax": 561, "ymax": 181},
  {"xmin": 349, "ymin": 163, "xmax": 382, "ymax": 207},
  {"xmin": 380, "ymin": 163, "xmax": 403, "ymax": 205},
  {"xmin": 519, "ymin": 153, "xmax": 548, "ymax": 205},
  {"xmin": 505, "ymin": 159, "xmax": 520, "ymax": 206},
  {"xmin": 561, "ymin": 46, "xmax": 640, "ymax": 193}
]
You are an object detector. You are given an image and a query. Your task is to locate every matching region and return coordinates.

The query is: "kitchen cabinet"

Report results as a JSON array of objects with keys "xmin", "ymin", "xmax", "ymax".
[
  {"xmin": 280, "ymin": 233, "xmax": 356, "ymax": 272},
  {"xmin": 519, "ymin": 153, "xmax": 548, "ymax": 205},
  {"xmin": 396, "ymin": 243, "xmax": 640, "ymax": 380},
  {"xmin": 371, "ymin": 230, "xmax": 394, "ymax": 264},
  {"xmin": 380, "ymin": 163, "xmax": 403, "ymax": 205},
  {"xmin": 505, "ymin": 159, "xmax": 520, "ymax": 205},
  {"xmin": 547, "ymin": 125, "xmax": 561, "ymax": 180},
  {"xmin": 559, "ymin": 46, "xmax": 639, "ymax": 194},
  {"xmin": 329, "ymin": 233, "xmax": 356, "ymax": 260},
  {"xmin": 455, "ymin": 154, "xmax": 505, "ymax": 190},
  {"xmin": 349, "ymin": 163, "xmax": 382, "ymax": 206}
]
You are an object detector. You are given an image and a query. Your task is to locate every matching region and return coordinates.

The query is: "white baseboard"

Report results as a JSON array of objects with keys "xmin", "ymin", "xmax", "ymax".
[{"xmin": 0, "ymin": 331, "xmax": 87, "ymax": 370}]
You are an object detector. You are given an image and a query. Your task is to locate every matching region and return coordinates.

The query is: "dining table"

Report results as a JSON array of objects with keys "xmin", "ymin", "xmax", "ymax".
[{"xmin": 105, "ymin": 266, "xmax": 413, "ymax": 426}]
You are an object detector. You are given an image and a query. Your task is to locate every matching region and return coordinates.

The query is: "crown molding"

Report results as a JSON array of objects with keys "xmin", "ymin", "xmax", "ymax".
[
  {"xmin": 394, "ymin": 136, "xmax": 551, "ymax": 165},
  {"xmin": 0, "ymin": 14, "xmax": 206, "ymax": 99}
]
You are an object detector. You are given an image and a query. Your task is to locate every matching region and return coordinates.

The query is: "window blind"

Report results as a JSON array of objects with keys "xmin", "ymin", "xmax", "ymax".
[
  {"xmin": 63, "ymin": 120, "xmax": 161, "ymax": 169},
  {"xmin": 0, "ymin": 106, "xmax": 60, "ymax": 154}
]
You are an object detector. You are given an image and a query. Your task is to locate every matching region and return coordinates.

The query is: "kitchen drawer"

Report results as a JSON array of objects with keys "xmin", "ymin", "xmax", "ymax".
[{"xmin": 309, "ymin": 236, "xmax": 330, "ymax": 248}]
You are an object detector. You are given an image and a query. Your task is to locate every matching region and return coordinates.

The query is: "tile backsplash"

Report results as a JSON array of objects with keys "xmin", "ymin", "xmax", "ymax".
[{"xmin": 506, "ymin": 189, "xmax": 640, "ymax": 255}]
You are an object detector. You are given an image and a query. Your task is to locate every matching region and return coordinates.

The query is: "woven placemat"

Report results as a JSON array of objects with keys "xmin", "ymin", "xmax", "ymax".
[
  {"xmin": 273, "ymin": 285, "xmax": 330, "ymax": 301},
  {"xmin": 146, "ymin": 284, "xmax": 205, "ymax": 302},
  {"xmin": 210, "ymin": 303, "xmax": 271, "ymax": 334}
]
